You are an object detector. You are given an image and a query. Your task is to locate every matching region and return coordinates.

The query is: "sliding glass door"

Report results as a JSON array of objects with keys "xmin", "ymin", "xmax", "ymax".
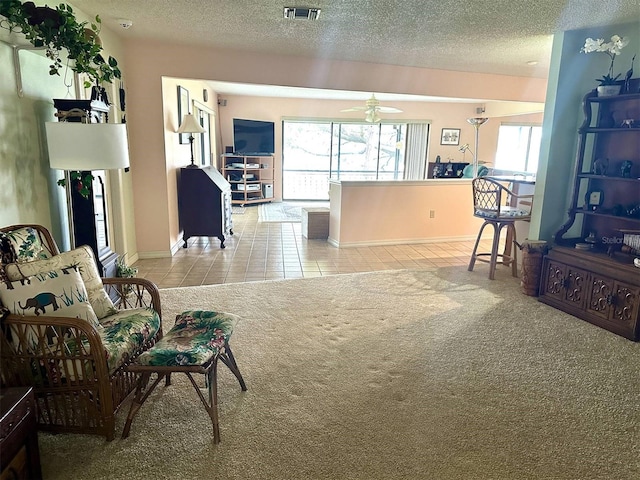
[{"xmin": 283, "ymin": 121, "xmax": 407, "ymax": 200}]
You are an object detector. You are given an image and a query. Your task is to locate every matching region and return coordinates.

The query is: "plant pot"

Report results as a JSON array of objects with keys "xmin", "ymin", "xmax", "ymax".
[
  {"xmin": 516, "ymin": 240, "xmax": 549, "ymax": 297},
  {"xmin": 597, "ymin": 85, "xmax": 621, "ymax": 97}
]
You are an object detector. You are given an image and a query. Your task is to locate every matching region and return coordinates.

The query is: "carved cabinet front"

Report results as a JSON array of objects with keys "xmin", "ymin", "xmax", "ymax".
[{"xmin": 539, "ymin": 247, "xmax": 640, "ymax": 341}]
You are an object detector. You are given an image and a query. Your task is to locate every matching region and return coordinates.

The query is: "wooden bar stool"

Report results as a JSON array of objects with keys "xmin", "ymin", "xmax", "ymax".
[{"xmin": 468, "ymin": 177, "xmax": 533, "ymax": 280}]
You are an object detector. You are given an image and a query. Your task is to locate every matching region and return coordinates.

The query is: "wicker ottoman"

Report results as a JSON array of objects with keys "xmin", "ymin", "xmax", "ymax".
[
  {"xmin": 122, "ymin": 310, "xmax": 247, "ymax": 443},
  {"xmin": 302, "ymin": 207, "xmax": 330, "ymax": 239}
]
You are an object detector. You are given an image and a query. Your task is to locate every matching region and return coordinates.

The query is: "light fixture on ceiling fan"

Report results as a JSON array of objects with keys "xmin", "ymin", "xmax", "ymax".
[{"xmin": 341, "ymin": 94, "xmax": 403, "ymax": 123}]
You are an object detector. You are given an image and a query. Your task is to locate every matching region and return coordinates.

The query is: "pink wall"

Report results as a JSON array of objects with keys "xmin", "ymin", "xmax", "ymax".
[
  {"xmin": 329, "ymin": 180, "xmax": 486, "ymax": 246},
  {"xmin": 124, "ymin": 39, "xmax": 546, "ymax": 256}
]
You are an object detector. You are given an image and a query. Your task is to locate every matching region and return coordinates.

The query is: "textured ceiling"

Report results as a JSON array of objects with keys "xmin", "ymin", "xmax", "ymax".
[{"xmin": 69, "ymin": 0, "xmax": 639, "ymax": 100}]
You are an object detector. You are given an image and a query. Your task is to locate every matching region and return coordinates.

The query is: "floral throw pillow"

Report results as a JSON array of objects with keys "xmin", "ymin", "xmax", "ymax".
[
  {"xmin": 4, "ymin": 245, "xmax": 116, "ymax": 319},
  {"xmin": 0, "ymin": 227, "xmax": 49, "ymax": 264},
  {"xmin": 0, "ymin": 266, "xmax": 100, "ymax": 328}
]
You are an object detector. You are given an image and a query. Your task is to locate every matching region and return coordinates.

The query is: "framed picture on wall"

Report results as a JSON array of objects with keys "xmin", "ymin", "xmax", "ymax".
[
  {"xmin": 440, "ymin": 128, "xmax": 460, "ymax": 145},
  {"xmin": 177, "ymin": 86, "xmax": 190, "ymax": 144}
]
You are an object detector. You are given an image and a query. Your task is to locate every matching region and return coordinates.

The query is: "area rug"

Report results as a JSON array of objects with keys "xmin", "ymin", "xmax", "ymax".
[
  {"xmin": 38, "ymin": 268, "xmax": 640, "ymax": 480},
  {"xmin": 258, "ymin": 201, "xmax": 328, "ymax": 223},
  {"xmin": 231, "ymin": 206, "xmax": 245, "ymax": 214}
]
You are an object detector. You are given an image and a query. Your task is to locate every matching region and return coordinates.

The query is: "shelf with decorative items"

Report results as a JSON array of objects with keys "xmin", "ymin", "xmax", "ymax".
[
  {"xmin": 539, "ymin": 78, "xmax": 640, "ymax": 341},
  {"xmin": 221, "ymin": 154, "xmax": 275, "ymax": 206}
]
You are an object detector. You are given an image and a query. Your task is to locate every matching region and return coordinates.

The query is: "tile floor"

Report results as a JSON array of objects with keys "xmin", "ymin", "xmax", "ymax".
[{"xmin": 133, "ymin": 203, "xmax": 496, "ymax": 288}]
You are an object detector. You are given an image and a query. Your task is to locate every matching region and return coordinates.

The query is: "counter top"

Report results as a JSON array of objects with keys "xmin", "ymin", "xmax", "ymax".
[
  {"xmin": 486, "ymin": 175, "xmax": 536, "ymax": 184},
  {"xmin": 328, "ymin": 179, "xmax": 471, "ymax": 187}
]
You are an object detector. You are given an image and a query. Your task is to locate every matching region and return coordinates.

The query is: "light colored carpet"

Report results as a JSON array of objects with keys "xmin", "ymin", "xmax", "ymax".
[
  {"xmin": 38, "ymin": 267, "xmax": 640, "ymax": 480},
  {"xmin": 231, "ymin": 206, "xmax": 245, "ymax": 214},
  {"xmin": 258, "ymin": 201, "xmax": 328, "ymax": 222}
]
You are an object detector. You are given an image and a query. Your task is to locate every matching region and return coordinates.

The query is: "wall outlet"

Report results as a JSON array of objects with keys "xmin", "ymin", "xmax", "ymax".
[{"xmin": 429, "ymin": 210, "xmax": 435, "ymax": 218}]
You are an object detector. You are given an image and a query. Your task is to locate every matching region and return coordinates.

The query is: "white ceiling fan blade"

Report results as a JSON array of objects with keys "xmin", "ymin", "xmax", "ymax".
[
  {"xmin": 340, "ymin": 106, "xmax": 367, "ymax": 112},
  {"xmin": 377, "ymin": 106, "xmax": 403, "ymax": 113}
]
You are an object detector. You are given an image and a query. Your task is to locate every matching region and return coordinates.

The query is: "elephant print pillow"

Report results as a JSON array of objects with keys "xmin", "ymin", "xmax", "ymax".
[{"xmin": 0, "ymin": 266, "xmax": 100, "ymax": 328}]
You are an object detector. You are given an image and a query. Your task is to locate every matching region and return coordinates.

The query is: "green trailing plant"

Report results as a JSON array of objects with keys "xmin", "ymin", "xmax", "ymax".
[
  {"xmin": 0, "ymin": 1, "xmax": 121, "ymax": 87},
  {"xmin": 0, "ymin": 1, "xmax": 124, "ymax": 198}
]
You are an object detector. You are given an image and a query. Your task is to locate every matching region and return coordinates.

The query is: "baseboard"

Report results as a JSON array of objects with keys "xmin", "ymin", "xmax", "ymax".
[
  {"xmin": 124, "ymin": 251, "xmax": 139, "ymax": 265},
  {"xmin": 327, "ymin": 235, "xmax": 481, "ymax": 248},
  {"xmin": 137, "ymin": 251, "xmax": 173, "ymax": 259},
  {"xmin": 137, "ymin": 241, "xmax": 182, "ymax": 259}
]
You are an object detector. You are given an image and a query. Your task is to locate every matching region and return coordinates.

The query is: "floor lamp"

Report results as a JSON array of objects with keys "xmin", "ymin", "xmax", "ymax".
[
  {"xmin": 178, "ymin": 113, "xmax": 206, "ymax": 168},
  {"xmin": 45, "ymin": 121, "xmax": 130, "ymax": 276},
  {"xmin": 466, "ymin": 117, "xmax": 489, "ymax": 178}
]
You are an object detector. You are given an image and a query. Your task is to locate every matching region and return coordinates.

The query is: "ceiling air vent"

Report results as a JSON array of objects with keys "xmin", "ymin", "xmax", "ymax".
[{"xmin": 283, "ymin": 7, "xmax": 321, "ymax": 20}]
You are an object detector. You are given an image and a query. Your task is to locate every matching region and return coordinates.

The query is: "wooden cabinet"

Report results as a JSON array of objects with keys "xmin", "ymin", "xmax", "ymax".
[
  {"xmin": 539, "ymin": 80, "xmax": 640, "ymax": 340},
  {"xmin": 0, "ymin": 387, "xmax": 42, "ymax": 480},
  {"xmin": 221, "ymin": 154, "xmax": 274, "ymax": 205},
  {"xmin": 540, "ymin": 247, "xmax": 640, "ymax": 340},
  {"xmin": 178, "ymin": 167, "xmax": 232, "ymax": 249}
]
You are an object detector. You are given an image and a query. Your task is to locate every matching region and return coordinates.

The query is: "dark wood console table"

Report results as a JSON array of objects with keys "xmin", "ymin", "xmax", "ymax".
[{"xmin": 0, "ymin": 387, "xmax": 42, "ymax": 480}]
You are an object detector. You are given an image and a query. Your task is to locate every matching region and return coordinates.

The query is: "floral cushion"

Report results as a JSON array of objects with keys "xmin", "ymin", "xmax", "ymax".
[
  {"xmin": 99, "ymin": 308, "xmax": 162, "ymax": 373},
  {"xmin": 0, "ymin": 227, "xmax": 50, "ymax": 263},
  {"xmin": 135, "ymin": 310, "xmax": 239, "ymax": 367},
  {"xmin": 475, "ymin": 207, "xmax": 530, "ymax": 219},
  {"xmin": 5, "ymin": 245, "xmax": 116, "ymax": 320},
  {"xmin": 0, "ymin": 266, "xmax": 100, "ymax": 328}
]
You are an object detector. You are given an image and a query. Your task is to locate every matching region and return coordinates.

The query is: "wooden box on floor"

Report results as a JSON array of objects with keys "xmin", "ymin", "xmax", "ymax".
[{"xmin": 302, "ymin": 207, "xmax": 329, "ymax": 239}]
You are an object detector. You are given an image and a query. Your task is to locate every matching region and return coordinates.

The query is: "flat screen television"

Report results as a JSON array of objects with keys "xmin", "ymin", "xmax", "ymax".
[{"xmin": 233, "ymin": 118, "xmax": 275, "ymax": 155}]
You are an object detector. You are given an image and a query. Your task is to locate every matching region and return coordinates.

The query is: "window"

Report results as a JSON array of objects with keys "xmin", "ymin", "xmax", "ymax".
[
  {"xmin": 494, "ymin": 124, "xmax": 542, "ymax": 174},
  {"xmin": 192, "ymin": 101, "xmax": 215, "ymax": 167},
  {"xmin": 282, "ymin": 121, "xmax": 409, "ymax": 200}
]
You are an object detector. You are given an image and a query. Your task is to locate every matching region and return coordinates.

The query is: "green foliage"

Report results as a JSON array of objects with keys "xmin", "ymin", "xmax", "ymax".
[
  {"xmin": 595, "ymin": 73, "xmax": 621, "ymax": 86},
  {"xmin": 56, "ymin": 171, "xmax": 94, "ymax": 198},
  {"xmin": 0, "ymin": 1, "xmax": 121, "ymax": 86}
]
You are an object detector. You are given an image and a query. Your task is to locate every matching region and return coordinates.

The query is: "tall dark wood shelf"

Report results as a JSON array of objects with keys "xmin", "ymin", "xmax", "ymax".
[{"xmin": 539, "ymin": 79, "xmax": 640, "ymax": 341}]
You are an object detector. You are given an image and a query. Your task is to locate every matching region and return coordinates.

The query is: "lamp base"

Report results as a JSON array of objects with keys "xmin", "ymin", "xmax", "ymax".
[{"xmin": 185, "ymin": 164, "xmax": 200, "ymax": 168}]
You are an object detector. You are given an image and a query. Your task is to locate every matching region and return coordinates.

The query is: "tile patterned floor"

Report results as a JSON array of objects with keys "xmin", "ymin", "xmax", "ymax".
[{"xmin": 133, "ymin": 203, "xmax": 496, "ymax": 288}]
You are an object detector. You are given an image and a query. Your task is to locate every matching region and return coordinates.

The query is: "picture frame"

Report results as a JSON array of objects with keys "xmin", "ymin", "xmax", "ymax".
[
  {"xmin": 440, "ymin": 128, "xmax": 460, "ymax": 146},
  {"xmin": 177, "ymin": 86, "xmax": 190, "ymax": 144},
  {"xmin": 585, "ymin": 189, "xmax": 604, "ymax": 210}
]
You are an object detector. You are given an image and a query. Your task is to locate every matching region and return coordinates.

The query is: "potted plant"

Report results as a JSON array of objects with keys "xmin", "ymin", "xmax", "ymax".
[
  {"xmin": 1, "ymin": 1, "xmax": 124, "ymax": 198},
  {"xmin": 0, "ymin": 1, "xmax": 121, "ymax": 88},
  {"xmin": 581, "ymin": 35, "xmax": 629, "ymax": 96}
]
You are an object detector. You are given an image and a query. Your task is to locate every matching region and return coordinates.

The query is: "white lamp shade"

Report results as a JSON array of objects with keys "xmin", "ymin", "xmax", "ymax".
[
  {"xmin": 46, "ymin": 122, "xmax": 130, "ymax": 170},
  {"xmin": 177, "ymin": 114, "xmax": 206, "ymax": 134}
]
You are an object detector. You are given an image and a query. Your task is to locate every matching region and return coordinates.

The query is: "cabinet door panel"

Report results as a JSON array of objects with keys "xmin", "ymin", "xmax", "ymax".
[
  {"xmin": 586, "ymin": 276, "xmax": 614, "ymax": 321},
  {"xmin": 563, "ymin": 266, "xmax": 588, "ymax": 308},
  {"xmin": 541, "ymin": 260, "xmax": 565, "ymax": 299},
  {"xmin": 611, "ymin": 282, "xmax": 640, "ymax": 328}
]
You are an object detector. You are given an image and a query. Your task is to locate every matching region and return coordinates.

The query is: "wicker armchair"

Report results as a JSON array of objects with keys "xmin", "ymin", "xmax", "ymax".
[{"xmin": 0, "ymin": 224, "xmax": 164, "ymax": 440}]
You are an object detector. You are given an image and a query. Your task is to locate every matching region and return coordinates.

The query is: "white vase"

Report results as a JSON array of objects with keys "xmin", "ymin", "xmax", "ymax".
[{"xmin": 597, "ymin": 85, "xmax": 622, "ymax": 97}]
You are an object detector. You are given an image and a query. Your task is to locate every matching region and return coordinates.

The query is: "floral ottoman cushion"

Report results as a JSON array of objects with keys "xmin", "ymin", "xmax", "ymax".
[{"xmin": 135, "ymin": 310, "xmax": 240, "ymax": 367}]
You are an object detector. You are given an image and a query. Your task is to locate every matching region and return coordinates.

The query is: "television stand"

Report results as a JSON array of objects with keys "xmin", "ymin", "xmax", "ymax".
[{"xmin": 221, "ymin": 154, "xmax": 275, "ymax": 206}]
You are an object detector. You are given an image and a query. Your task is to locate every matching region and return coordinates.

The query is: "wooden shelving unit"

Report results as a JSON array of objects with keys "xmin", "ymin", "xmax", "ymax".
[
  {"xmin": 221, "ymin": 154, "xmax": 274, "ymax": 206},
  {"xmin": 539, "ymin": 80, "xmax": 640, "ymax": 341}
]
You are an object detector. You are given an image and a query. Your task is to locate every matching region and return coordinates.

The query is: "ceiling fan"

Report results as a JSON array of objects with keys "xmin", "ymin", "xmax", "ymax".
[{"xmin": 341, "ymin": 94, "xmax": 403, "ymax": 123}]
